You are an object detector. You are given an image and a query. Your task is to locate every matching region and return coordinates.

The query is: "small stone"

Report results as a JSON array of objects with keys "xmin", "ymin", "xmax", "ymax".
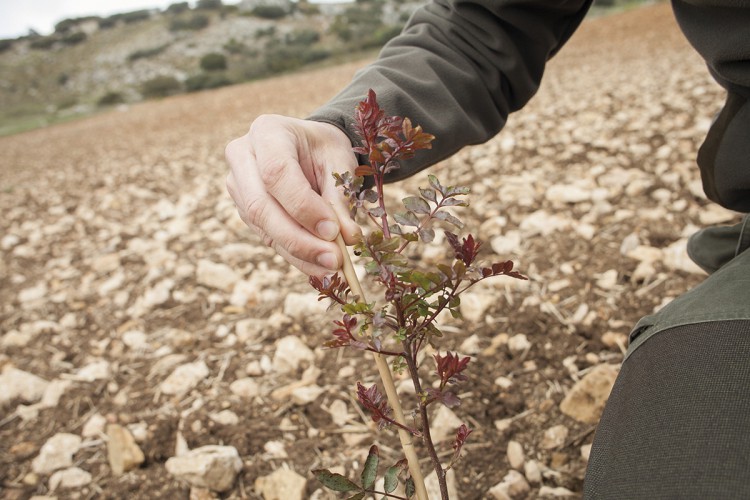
[
  {"xmin": 272, "ymin": 336, "xmax": 315, "ymax": 374},
  {"xmin": 524, "ymin": 459, "xmax": 542, "ymax": 484},
  {"xmin": 291, "ymin": 385, "xmax": 325, "ymax": 405},
  {"xmin": 254, "ymin": 467, "xmax": 307, "ymax": 500},
  {"xmin": 459, "ymin": 292, "xmax": 496, "ymax": 323},
  {"xmin": 538, "ymin": 486, "xmax": 576, "ymax": 497},
  {"xmin": 490, "ymin": 230, "xmax": 522, "ymax": 255},
  {"xmin": 581, "ymin": 443, "xmax": 593, "ymax": 461},
  {"xmin": 82, "ymin": 413, "xmax": 107, "ymax": 437},
  {"xmin": 122, "ymin": 330, "xmax": 149, "ymax": 350},
  {"xmin": 0, "ymin": 367, "xmax": 49, "ymax": 406},
  {"xmin": 160, "ymin": 360, "xmax": 209, "ymax": 396},
  {"xmin": 49, "ymin": 467, "xmax": 92, "ymax": 490},
  {"xmin": 166, "ymin": 445, "xmax": 243, "ymax": 492},
  {"xmin": 196, "ymin": 260, "xmax": 240, "ymax": 291},
  {"xmin": 507, "ymin": 334, "xmax": 530, "ymax": 355},
  {"xmin": 494, "ymin": 376, "xmax": 513, "ymax": 389},
  {"xmin": 601, "ymin": 332, "xmax": 627, "ymax": 350},
  {"xmin": 506, "ymin": 440, "xmax": 525, "ymax": 470},
  {"xmin": 519, "ymin": 210, "xmax": 571, "ymax": 236},
  {"xmin": 559, "ymin": 364, "xmax": 619, "ymax": 424},
  {"xmin": 32, "ymin": 433, "xmax": 82, "ymax": 474},
  {"xmin": 107, "ymin": 424, "xmax": 145, "ymax": 475},
  {"xmin": 545, "ymin": 184, "xmax": 591, "ymax": 204},
  {"xmin": 229, "ymin": 378, "xmax": 260, "ymax": 399},
  {"xmin": 209, "ymin": 410, "xmax": 239, "ymax": 426},
  {"xmin": 39, "ymin": 379, "xmax": 73, "ymax": 408},
  {"xmin": 595, "ymin": 269, "xmax": 619, "ymax": 290},
  {"xmin": 282, "ymin": 292, "xmax": 328, "ymax": 320},
  {"xmin": 626, "ymin": 245, "xmax": 663, "ymax": 263},
  {"xmin": 488, "ymin": 470, "xmax": 530, "ymax": 499},
  {"xmin": 459, "ymin": 334, "xmax": 482, "ymax": 354},
  {"xmin": 74, "ymin": 359, "xmax": 111, "ymax": 382},
  {"xmin": 263, "ymin": 440, "xmax": 288, "ymax": 459},
  {"xmin": 19, "ymin": 281, "xmax": 48, "ymax": 304},
  {"xmin": 327, "ymin": 400, "xmax": 350, "ymax": 426},
  {"xmin": 235, "ymin": 318, "xmax": 265, "ymax": 343},
  {"xmin": 541, "ymin": 424, "xmax": 569, "ymax": 450},
  {"xmin": 430, "ymin": 406, "xmax": 463, "ymax": 443},
  {"xmin": 663, "ymin": 239, "xmax": 704, "ymax": 275}
]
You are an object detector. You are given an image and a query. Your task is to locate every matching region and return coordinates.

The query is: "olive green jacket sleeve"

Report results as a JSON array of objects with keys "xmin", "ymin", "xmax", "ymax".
[{"xmin": 308, "ymin": 0, "xmax": 593, "ymax": 182}]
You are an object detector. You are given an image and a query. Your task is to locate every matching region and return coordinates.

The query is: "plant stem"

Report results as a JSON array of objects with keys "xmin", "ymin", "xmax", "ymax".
[
  {"xmin": 335, "ymin": 233, "xmax": 428, "ymax": 500},
  {"xmin": 403, "ymin": 344, "xmax": 449, "ymax": 500}
]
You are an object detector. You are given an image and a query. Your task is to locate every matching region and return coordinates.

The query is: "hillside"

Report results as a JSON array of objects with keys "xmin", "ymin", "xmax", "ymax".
[
  {"xmin": 0, "ymin": 3, "xmax": 741, "ymax": 499},
  {"xmin": 0, "ymin": 0, "xmax": 420, "ymax": 136}
]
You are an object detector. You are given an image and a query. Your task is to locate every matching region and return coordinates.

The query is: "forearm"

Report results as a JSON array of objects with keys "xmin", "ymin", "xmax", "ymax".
[{"xmin": 309, "ymin": 0, "xmax": 593, "ymax": 182}]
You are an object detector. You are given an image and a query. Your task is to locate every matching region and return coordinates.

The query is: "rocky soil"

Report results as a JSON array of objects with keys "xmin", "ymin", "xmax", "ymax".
[{"xmin": 0, "ymin": 4, "xmax": 743, "ymax": 499}]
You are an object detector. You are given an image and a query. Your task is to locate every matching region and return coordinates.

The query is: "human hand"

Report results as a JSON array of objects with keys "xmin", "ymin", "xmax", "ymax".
[{"xmin": 225, "ymin": 115, "xmax": 362, "ymax": 276}]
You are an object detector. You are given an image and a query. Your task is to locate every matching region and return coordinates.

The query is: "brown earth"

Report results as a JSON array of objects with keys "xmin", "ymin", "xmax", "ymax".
[{"xmin": 0, "ymin": 4, "xmax": 741, "ymax": 500}]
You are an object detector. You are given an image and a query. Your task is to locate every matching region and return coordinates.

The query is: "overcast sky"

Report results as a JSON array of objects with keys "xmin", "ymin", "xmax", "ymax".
[{"xmin": 0, "ymin": 0, "xmax": 344, "ymax": 39}]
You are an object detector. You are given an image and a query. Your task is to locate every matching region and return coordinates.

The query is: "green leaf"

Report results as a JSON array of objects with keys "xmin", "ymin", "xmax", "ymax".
[
  {"xmin": 445, "ymin": 185, "xmax": 471, "ymax": 196},
  {"xmin": 419, "ymin": 187, "xmax": 437, "ymax": 203},
  {"xmin": 428, "ymin": 174, "xmax": 443, "ymax": 194},
  {"xmin": 419, "ymin": 228, "xmax": 435, "ymax": 243},
  {"xmin": 384, "ymin": 466, "xmax": 399, "ymax": 493},
  {"xmin": 365, "ymin": 260, "xmax": 380, "ymax": 275},
  {"xmin": 442, "ymin": 197, "xmax": 469, "ymax": 207},
  {"xmin": 394, "ymin": 211, "xmax": 420, "ymax": 227},
  {"xmin": 346, "ymin": 493, "xmax": 366, "ymax": 500},
  {"xmin": 312, "ymin": 469, "xmax": 361, "ymax": 492},
  {"xmin": 403, "ymin": 196, "xmax": 431, "ymax": 214},
  {"xmin": 361, "ymin": 445, "xmax": 379, "ymax": 490},
  {"xmin": 434, "ymin": 210, "xmax": 464, "ymax": 228},
  {"xmin": 405, "ymin": 477, "xmax": 416, "ymax": 498}
]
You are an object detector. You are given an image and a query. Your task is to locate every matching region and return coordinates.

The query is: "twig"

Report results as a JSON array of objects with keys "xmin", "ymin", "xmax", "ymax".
[{"xmin": 335, "ymin": 233, "xmax": 429, "ymax": 500}]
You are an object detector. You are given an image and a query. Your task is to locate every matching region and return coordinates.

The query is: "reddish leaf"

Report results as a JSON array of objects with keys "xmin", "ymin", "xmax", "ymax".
[
  {"xmin": 434, "ymin": 351, "xmax": 471, "ymax": 387},
  {"xmin": 356, "ymin": 382, "xmax": 393, "ymax": 430},
  {"xmin": 452, "ymin": 424, "xmax": 473, "ymax": 457}
]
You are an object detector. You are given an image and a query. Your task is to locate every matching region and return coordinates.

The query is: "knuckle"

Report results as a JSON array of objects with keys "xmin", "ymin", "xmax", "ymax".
[
  {"xmin": 242, "ymin": 195, "xmax": 269, "ymax": 229},
  {"xmin": 258, "ymin": 157, "xmax": 293, "ymax": 191}
]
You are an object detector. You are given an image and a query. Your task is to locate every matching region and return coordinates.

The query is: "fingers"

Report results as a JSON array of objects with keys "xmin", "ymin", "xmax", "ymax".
[
  {"xmin": 226, "ymin": 155, "xmax": 342, "ymax": 274},
  {"xmin": 249, "ymin": 115, "xmax": 341, "ymax": 242},
  {"xmin": 225, "ymin": 115, "xmax": 362, "ymax": 275}
]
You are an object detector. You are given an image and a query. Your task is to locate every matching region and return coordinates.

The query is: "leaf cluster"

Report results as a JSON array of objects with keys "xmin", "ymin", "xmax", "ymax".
[
  {"xmin": 313, "ymin": 445, "xmax": 415, "ymax": 500},
  {"xmin": 311, "ymin": 90, "xmax": 528, "ymax": 498}
]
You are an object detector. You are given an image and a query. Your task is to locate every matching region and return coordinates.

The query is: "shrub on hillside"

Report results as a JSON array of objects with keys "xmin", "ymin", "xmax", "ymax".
[
  {"xmin": 254, "ymin": 26, "xmax": 276, "ymax": 38},
  {"xmin": 165, "ymin": 2, "xmax": 190, "ymax": 14},
  {"xmin": 98, "ymin": 91, "xmax": 126, "ymax": 106},
  {"xmin": 264, "ymin": 46, "xmax": 330, "ymax": 73},
  {"xmin": 0, "ymin": 39, "xmax": 14, "ymax": 53},
  {"xmin": 61, "ymin": 32, "xmax": 87, "ymax": 46},
  {"xmin": 200, "ymin": 53, "xmax": 227, "ymax": 71},
  {"xmin": 169, "ymin": 14, "xmax": 210, "ymax": 31},
  {"xmin": 141, "ymin": 75, "xmax": 181, "ymax": 98},
  {"xmin": 285, "ymin": 29, "xmax": 320, "ymax": 46},
  {"xmin": 250, "ymin": 5, "xmax": 287, "ymax": 19},
  {"xmin": 121, "ymin": 10, "xmax": 152, "ymax": 24},
  {"xmin": 128, "ymin": 44, "xmax": 170, "ymax": 61},
  {"xmin": 98, "ymin": 17, "xmax": 118, "ymax": 29},
  {"xmin": 196, "ymin": 0, "xmax": 223, "ymax": 10},
  {"xmin": 29, "ymin": 36, "xmax": 57, "ymax": 50},
  {"xmin": 185, "ymin": 73, "xmax": 232, "ymax": 92}
]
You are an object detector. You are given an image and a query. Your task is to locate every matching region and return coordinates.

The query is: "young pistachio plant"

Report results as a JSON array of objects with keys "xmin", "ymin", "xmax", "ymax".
[{"xmin": 309, "ymin": 90, "xmax": 527, "ymax": 500}]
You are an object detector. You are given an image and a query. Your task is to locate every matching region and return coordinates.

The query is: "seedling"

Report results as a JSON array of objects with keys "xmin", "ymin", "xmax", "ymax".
[{"xmin": 310, "ymin": 90, "xmax": 526, "ymax": 499}]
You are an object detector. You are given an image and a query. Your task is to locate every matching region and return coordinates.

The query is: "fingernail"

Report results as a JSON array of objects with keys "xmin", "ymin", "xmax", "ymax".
[
  {"xmin": 317, "ymin": 252, "xmax": 339, "ymax": 271},
  {"xmin": 317, "ymin": 220, "xmax": 339, "ymax": 241}
]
